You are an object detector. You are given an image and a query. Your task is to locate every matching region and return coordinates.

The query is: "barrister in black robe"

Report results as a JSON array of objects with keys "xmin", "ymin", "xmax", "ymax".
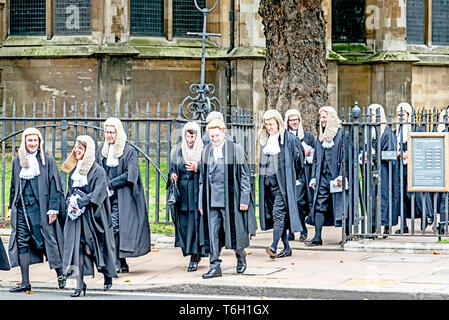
[
  {"xmin": 285, "ymin": 108, "xmax": 316, "ymax": 241},
  {"xmin": 306, "ymin": 106, "xmax": 349, "ymax": 246},
  {"xmin": 0, "ymin": 237, "xmax": 10, "ymax": 271},
  {"xmin": 8, "ymin": 128, "xmax": 66, "ymax": 292},
  {"xmin": 96, "ymin": 117, "xmax": 151, "ymax": 277},
  {"xmin": 259, "ymin": 109, "xmax": 304, "ymax": 259},
  {"xmin": 61, "ymin": 135, "xmax": 117, "ymax": 297},
  {"xmin": 199, "ymin": 119, "xmax": 257, "ymax": 279},
  {"xmin": 364, "ymin": 104, "xmax": 400, "ymax": 236},
  {"xmin": 395, "ymin": 102, "xmax": 434, "ymax": 234},
  {"xmin": 168, "ymin": 121, "xmax": 207, "ymax": 272}
]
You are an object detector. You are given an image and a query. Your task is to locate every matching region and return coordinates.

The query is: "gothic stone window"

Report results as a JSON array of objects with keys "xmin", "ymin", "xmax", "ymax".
[
  {"xmin": 130, "ymin": 0, "xmax": 164, "ymax": 36},
  {"xmin": 407, "ymin": 0, "xmax": 449, "ymax": 46},
  {"xmin": 10, "ymin": 0, "xmax": 46, "ymax": 35},
  {"xmin": 406, "ymin": 0, "xmax": 425, "ymax": 44},
  {"xmin": 332, "ymin": 0, "xmax": 366, "ymax": 43},
  {"xmin": 172, "ymin": 0, "xmax": 205, "ymax": 37},
  {"xmin": 54, "ymin": 0, "xmax": 92, "ymax": 35},
  {"xmin": 432, "ymin": 0, "xmax": 449, "ymax": 45}
]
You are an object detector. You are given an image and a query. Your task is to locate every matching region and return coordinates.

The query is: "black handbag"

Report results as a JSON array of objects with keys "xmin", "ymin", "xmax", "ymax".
[{"xmin": 167, "ymin": 182, "xmax": 180, "ymax": 205}]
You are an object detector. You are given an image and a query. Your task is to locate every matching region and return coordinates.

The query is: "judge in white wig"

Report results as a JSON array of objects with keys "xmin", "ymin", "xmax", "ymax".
[
  {"xmin": 169, "ymin": 121, "xmax": 207, "ymax": 272},
  {"xmin": 365, "ymin": 104, "xmax": 400, "ymax": 236},
  {"xmin": 62, "ymin": 135, "xmax": 118, "ymax": 297},
  {"xmin": 259, "ymin": 109, "xmax": 305, "ymax": 259},
  {"xmin": 394, "ymin": 102, "xmax": 434, "ymax": 234},
  {"xmin": 306, "ymin": 106, "xmax": 349, "ymax": 246},
  {"xmin": 8, "ymin": 127, "xmax": 66, "ymax": 293},
  {"xmin": 96, "ymin": 117, "xmax": 151, "ymax": 278}
]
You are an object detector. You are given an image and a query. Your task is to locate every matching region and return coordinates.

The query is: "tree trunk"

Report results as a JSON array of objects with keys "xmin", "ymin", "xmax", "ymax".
[{"xmin": 259, "ymin": 0, "xmax": 328, "ymax": 135}]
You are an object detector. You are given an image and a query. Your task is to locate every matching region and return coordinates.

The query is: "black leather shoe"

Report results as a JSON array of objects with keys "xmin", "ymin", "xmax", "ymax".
[
  {"xmin": 276, "ymin": 249, "xmax": 292, "ymax": 258},
  {"xmin": 104, "ymin": 276, "xmax": 112, "ymax": 291},
  {"xmin": 382, "ymin": 227, "xmax": 390, "ymax": 239},
  {"xmin": 236, "ymin": 264, "xmax": 246, "ymax": 274},
  {"xmin": 265, "ymin": 247, "xmax": 276, "ymax": 259},
  {"xmin": 187, "ymin": 261, "xmax": 199, "ymax": 272},
  {"xmin": 120, "ymin": 265, "xmax": 129, "ymax": 273},
  {"xmin": 299, "ymin": 233, "xmax": 308, "ymax": 241},
  {"xmin": 305, "ymin": 239, "xmax": 322, "ymax": 246},
  {"xmin": 288, "ymin": 233, "xmax": 295, "ymax": 241},
  {"xmin": 202, "ymin": 267, "xmax": 222, "ymax": 279},
  {"xmin": 9, "ymin": 283, "xmax": 31, "ymax": 293},
  {"xmin": 57, "ymin": 275, "xmax": 67, "ymax": 289},
  {"xmin": 395, "ymin": 227, "xmax": 409, "ymax": 234}
]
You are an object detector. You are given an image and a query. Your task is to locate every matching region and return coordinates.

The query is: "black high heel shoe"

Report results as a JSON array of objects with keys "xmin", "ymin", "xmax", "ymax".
[
  {"xmin": 71, "ymin": 283, "xmax": 86, "ymax": 297},
  {"xmin": 57, "ymin": 275, "xmax": 67, "ymax": 289}
]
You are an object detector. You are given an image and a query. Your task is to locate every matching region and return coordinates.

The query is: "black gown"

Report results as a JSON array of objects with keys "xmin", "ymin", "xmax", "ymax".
[
  {"xmin": 63, "ymin": 163, "xmax": 118, "ymax": 280},
  {"xmin": 168, "ymin": 147, "xmax": 207, "ymax": 258},
  {"xmin": 0, "ymin": 237, "xmax": 10, "ymax": 270}
]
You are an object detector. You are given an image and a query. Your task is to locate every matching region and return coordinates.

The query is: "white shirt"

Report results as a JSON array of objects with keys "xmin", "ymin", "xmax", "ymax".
[
  {"xmin": 19, "ymin": 151, "xmax": 41, "ymax": 179},
  {"xmin": 263, "ymin": 131, "xmax": 281, "ymax": 155},
  {"xmin": 213, "ymin": 141, "xmax": 225, "ymax": 162}
]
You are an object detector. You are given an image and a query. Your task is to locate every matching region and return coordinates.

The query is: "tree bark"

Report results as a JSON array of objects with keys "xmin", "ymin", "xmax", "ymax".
[{"xmin": 259, "ymin": 0, "xmax": 328, "ymax": 135}]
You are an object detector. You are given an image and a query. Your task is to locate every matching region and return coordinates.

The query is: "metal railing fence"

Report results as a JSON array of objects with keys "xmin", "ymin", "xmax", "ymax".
[
  {"xmin": 0, "ymin": 101, "xmax": 255, "ymax": 225},
  {"xmin": 340, "ymin": 103, "xmax": 449, "ymax": 245}
]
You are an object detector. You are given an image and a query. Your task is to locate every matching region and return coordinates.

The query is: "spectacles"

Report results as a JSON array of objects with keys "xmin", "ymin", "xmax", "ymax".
[{"xmin": 288, "ymin": 118, "xmax": 300, "ymax": 123}]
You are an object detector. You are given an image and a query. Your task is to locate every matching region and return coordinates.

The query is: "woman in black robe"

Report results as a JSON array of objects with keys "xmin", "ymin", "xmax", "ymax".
[
  {"xmin": 168, "ymin": 121, "xmax": 207, "ymax": 272},
  {"xmin": 61, "ymin": 135, "xmax": 117, "ymax": 297}
]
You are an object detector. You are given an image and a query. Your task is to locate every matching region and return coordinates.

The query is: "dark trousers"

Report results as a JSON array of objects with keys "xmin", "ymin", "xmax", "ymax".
[
  {"xmin": 110, "ymin": 194, "xmax": 119, "ymax": 234},
  {"xmin": 208, "ymin": 208, "xmax": 245, "ymax": 269},
  {"xmin": 16, "ymin": 202, "xmax": 43, "ymax": 254}
]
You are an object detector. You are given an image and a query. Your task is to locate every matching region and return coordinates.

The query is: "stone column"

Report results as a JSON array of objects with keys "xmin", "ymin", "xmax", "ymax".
[{"xmin": 105, "ymin": 0, "xmax": 129, "ymax": 43}]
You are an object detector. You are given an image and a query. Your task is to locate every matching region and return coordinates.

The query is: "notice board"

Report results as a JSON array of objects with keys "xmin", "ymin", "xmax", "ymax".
[{"xmin": 408, "ymin": 132, "xmax": 449, "ymax": 192}]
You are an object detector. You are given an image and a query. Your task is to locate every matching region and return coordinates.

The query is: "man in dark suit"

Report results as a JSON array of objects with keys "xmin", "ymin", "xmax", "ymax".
[{"xmin": 198, "ymin": 119, "xmax": 257, "ymax": 279}]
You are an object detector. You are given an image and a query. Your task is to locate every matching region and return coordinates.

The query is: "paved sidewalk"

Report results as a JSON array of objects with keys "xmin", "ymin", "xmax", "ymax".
[{"xmin": 1, "ymin": 227, "xmax": 449, "ymax": 299}]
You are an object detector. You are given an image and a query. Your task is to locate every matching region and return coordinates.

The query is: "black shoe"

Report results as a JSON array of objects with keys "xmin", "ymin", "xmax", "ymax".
[
  {"xmin": 288, "ymin": 233, "xmax": 295, "ymax": 241},
  {"xmin": 395, "ymin": 227, "xmax": 409, "ymax": 234},
  {"xmin": 104, "ymin": 276, "xmax": 112, "ymax": 291},
  {"xmin": 71, "ymin": 283, "xmax": 86, "ymax": 297},
  {"xmin": 438, "ymin": 223, "xmax": 446, "ymax": 235},
  {"xmin": 57, "ymin": 275, "xmax": 67, "ymax": 289},
  {"xmin": 383, "ymin": 227, "xmax": 390, "ymax": 239},
  {"xmin": 187, "ymin": 261, "xmax": 199, "ymax": 272},
  {"xmin": 299, "ymin": 233, "xmax": 308, "ymax": 241},
  {"xmin": 120, "ymin": 265, "xmax": 129, "ymax": 274},
  {"xmin": 305, "ymin": 239, "xmax": 322, "ymax": 246},
  {"xmin": 9, "ymin": 283, "xmax": 31, "ymax": 293},
  {"xmin": 236, "ymin": 264, "xmax": 247, "ymax": 274},
  {"xmin": 202, "ymin": 267, "xmax": 222, "ymax": 279},
  {"xmin": 276, "ymin": 249, "xmax": 292, "ymax": 258},
  {"xmin": 265, "ymin": 247, "xmax": 276, "ymax": 260}
]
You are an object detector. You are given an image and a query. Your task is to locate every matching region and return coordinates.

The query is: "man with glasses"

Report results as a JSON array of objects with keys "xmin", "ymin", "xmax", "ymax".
[{"xmin": 285, "ymin": 109, "xmax": 315, "ymax": 241}]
